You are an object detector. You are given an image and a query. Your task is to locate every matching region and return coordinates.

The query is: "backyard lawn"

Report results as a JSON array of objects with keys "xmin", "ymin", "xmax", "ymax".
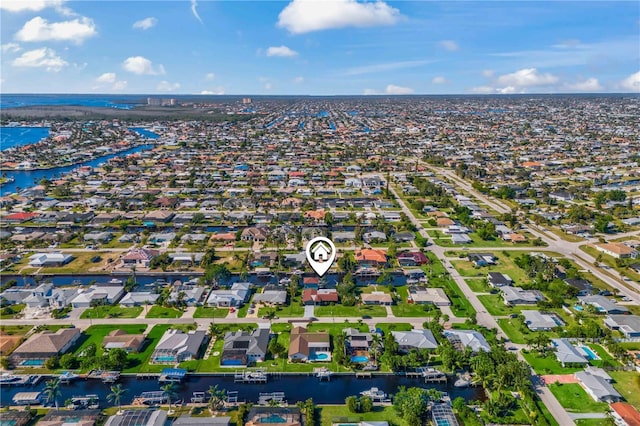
[
  {"xmin": 193, "ymin": 306, "xmax": 229, "ymax": 319},
  {"xmin": 79, "ymin": 305, "xmax": 142, "ymax": 319},
  {"xmin": 0, "ymin": 325, "xmax": 32, "ymax": 335},
  {"xmin": 319, "ymin": 405, "xmax": 406, "ymax": 426},
  {"xmin": 609, "ymin": 371, "xmax": 640, "ymax": 409},
  {"xmin": 548, "ymin": 383, "xmax": 608, "ymax": 413},
  {"xmin": 522, "ymin": 351, "xmax": 583, "ymax": 375},
  {"xmin": 258, "ymin": 301, "xmax": 305, "ymax": 318},
  {"xmin": 477, "ymin": 294, "xmax": 523, "ymax": 316},
  {"xmin": 73, "ymin": 324, "xmax": 148, "ymax": 359},
  {"xmin": 450, "ymin": 251, "xmax": 531, "ymax": 283},
  {"xmin": 0, "ymin": 304, "xmax": 25, "ymax": 319},
  {"xmin": 314, "ymin": 304, "xmax": 387, "ymax": 318},
  {"xmin": 146, "ymin": 305, "xmax": 184, "ymax": 318}
]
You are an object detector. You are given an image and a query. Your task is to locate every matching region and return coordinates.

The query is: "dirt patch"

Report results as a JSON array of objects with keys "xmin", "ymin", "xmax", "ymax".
[
  {"xmin": 0, "ymin": 333, "xmax": 23, "ymax": 356},
  {"xmin": 541, "ymin": 374, "xmax": 578, "ymax": 385}
]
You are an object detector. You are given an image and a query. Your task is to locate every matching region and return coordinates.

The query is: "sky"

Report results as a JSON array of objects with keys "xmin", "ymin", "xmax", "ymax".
[{"xmin": 1, "ymin": 0, "xmax": 639, "ymax": 95}]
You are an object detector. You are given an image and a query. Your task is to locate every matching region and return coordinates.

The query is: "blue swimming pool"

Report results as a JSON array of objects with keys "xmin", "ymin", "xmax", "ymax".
[
  {"xmin": 310, "ymin": 353, "xmax": 329, "ymax": 361},
  {"xmin": 351, "ymin": 356, "xmax": 369, "ymax": 363},
  {"xmin": 580, "ymin": 346, "xmax": 599, "ymax": 360},
  {"xmin": 20, "ymin": 360, "xmax": 45, "ymax": 366},
  {"xmin": 574, "ymin": 305, "xmax": 584, "ymax": 311},
  {"xmin": 260, "ymin": 415, "xmax": 286, "ymax": 423},
  {"xmin": 155, "ymin": 356, "xmax": 176, "ymax": 363}
]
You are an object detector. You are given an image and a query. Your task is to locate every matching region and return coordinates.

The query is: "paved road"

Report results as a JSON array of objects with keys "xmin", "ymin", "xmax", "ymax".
[{"xmin": 387, "ymin": 180, "xmax": 576, "ymax": 426}]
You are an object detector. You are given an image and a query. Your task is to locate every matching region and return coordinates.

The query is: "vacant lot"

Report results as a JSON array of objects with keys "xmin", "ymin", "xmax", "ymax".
[{"xmin": 80, "ymin": 305, "xmax": 142, "ymax": 319}]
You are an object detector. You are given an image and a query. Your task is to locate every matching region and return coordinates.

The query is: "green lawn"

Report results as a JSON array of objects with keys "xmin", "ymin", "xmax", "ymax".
[
  {"xmin": 391, "ymin": 301, "xmax": 434, "ymax": 317},
  {"xmin": 73, "ymin": 324, "xmax": 147, "ymax": 360},
  {"xmin": 522, "ymin": 351, "xmax": 582, "ymax": 375},
  {"xmin": 0, "ymin": 325, "xmax": 32, "ymax": 335},
  {"xmin": 465, "ymin": 278, "xmax": 490, "ymax": 293},
  {"xmin": 429, "ymin": 230, "xmax": 541, "ymax": 248},
  {"xmin": 258, "ymin": 301, "xmax": 305, "ymax": 318},
  {"xmin": 193, "ymin": 306, "xmax": 229, "ymax": 319},
  {"xmin": 477, "ymin": 294, "xmax": 523, "ymax": 316},
  {"xmin": 450, "ymin": 251, "xmax": 531, "ymax": 284},
  {"xmin": 574, "ymin": 419, "xmax": 614, "ymax": 426},
  {"xmin": 80, "ymin": 305, "xmax": 142, "ymax": 319},
  {"xmin": 548, "ymin": 383, "xmax": 608, "ymax": 413},
  {"xmin": 0, "ymin": 304, "xmax": 25, "ymax": 319},
  {"xmin": 496, "ymin": 318, "xmax": 556, "ymax": 344},
  {"xmin": 587, "ymin": 344, "xmax": 621, "ymax": 368},
  {"xmin": 374, "ymin": 323, "xmax": 413, "ymax": 334},
  {"xmin": 146, "ymin": 305, "xmax": 184, "ymax": 318},
  {"xmin": 319, "ymin": 405, "xmax": 406, "ymax": 426},
  {"xmin": 314, "ymin": 304, "xmax": 387, "ymax": 318},
  {"xmin": 609, "ymin": 371, "xmax": 640, "ymax": 409}
]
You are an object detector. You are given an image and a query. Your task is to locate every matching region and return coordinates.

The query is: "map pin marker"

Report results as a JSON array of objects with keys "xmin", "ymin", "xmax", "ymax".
[{"xmin": 305, "ymin": 236, "xmax": 336, "ymax": 277}]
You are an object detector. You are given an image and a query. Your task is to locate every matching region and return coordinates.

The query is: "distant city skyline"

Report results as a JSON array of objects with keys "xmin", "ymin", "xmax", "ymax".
[{"xmin": 1, "ymin": 0, "xmax": 639, "ymax": 95}]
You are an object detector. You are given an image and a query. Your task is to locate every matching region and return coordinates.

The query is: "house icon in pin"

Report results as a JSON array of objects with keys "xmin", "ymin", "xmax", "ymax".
[{"xmin": 311, "ymin": 242, "xmax": 331, "ymax": 262}]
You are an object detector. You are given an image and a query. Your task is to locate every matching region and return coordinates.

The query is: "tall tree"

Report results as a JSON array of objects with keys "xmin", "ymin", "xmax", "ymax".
[
  {"xmin": 107, "ymin": 383, "xmax": 127, "ymax": 414},
  {"xmin": 44, "ymin": 378, "xmax": 62, "ymax": 411}
]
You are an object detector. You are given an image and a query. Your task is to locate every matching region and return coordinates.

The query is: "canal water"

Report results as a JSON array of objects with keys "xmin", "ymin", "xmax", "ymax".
[
  {"xmin": 0, "ymin": 127, "xmax": 50, "ymax": 151},
  {"xmin": 1, "ymin": 144, "xmax": 154, "ymax": 194},
  {"xmin": 0, "ymin": 374, "xmax": 484, "ymax": 407}
]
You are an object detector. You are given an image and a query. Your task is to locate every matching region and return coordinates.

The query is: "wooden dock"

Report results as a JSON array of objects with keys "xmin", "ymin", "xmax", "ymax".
[{"xmin": 355, "ymin": 372, "xmax": 372, "ymax": 379}]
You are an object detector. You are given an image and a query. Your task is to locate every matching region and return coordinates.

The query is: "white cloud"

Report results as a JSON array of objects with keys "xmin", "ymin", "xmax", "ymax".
[
  {"xmin": 496, "ymin": 86, "xmax": 518, "ymax": 94},
  {"xmin": 345, "ymin": 59, "xmax": 432, "ymax": 76},
  {"xmin": 438, "ymin": 40, "xmax": 459, "ymax": 51},
  {"xmin": 385, "ymin": 84, "xmax": 414, "ymax": 94},
  {"xmin": 157, "ymin": 80, "xmax": 181, "ymax": 92},
  {"xmin": 482, "ymin": 69, "xmax": 494, "ymax": 78},
  {"xmin": 205, "ymin": 72, "xmax": 216, "ymax": 80},
  {"xmin": 293, "ymin": 76, "xmax": 304, "ymax": 84},
  {"xmin": 133, "ymin": 17, "xmax": 158, "ymax": 30},
  {"xmin": 266, "ymin": 45, "xmax": 298, "ymax": 57},
  {"xmin": 0, "ymin": 0, "xmax": 64, "ymax": 12},
  {"xmin": 431, "ymin": 76, "xmax": 448, "ymax": 84},
  {"xmin": 1, "ymin": 43, "xmax": 21, "ymax": 53},
  {"xmin": 12, "ymin": 47, "xmax": 67, "ymax": 71},
  {"xmin": 112, "ymin": 80, "xmax": 127, "ymax": 91},
  {"xmin": 264, "ymin": 82, "xmax": 273, "ymax": 90},
  {"xmin": 470, "ymin": 86, "xmax": 496, "ymax": 94},
  {"xmin": 620, "ymin": 70, "xmax": 640, "ymax": 92},
  {"xmin": 96, "ymin": 72, "xmax": 116, "ymax": 83},
  {"xmin": 15, "ymin": 16, "xmax": 97, "ymax": 44},
  {"xmin": 496, "ymin": 68, "xmax": 558, "ymax": 87},
  {"xmin": 122, "ymin": 56, "xmax": 165, "ymax": 75},
  {"xmin": 564, "ymin": 77, "xmax": 603, "ymax": 92},
  {"xmin": 191, "ymin": 0, "xmax": 203, "ymax": 24},
  {"xmin": 200, "ymin": 87, "xmax": 225, "ymax": 95},
  {"xmin": 277, "ymin": 0, "xmax": 403, "ymax": 34}
]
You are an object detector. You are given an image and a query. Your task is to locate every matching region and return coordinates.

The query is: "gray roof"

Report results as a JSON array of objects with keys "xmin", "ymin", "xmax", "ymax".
[
  {"xmin": 223, "ymin": 328, "xmax": 270, "ymax": 357},
  {"xmin": 253, "ymin": 289, "xmax": 287, "ymax": 305},
  {"xmin": 501, "ymin": 286, "xmax": 544, "ymax": 304},
  {"xmin": 444, "ymin": 330, "xmax": 490, "ymax": 352},
  {"xmin": 578, "ymin": 295, "xmax": 629, "ymax": 314},
  {"xmin": 392, "ymin": 330, "xmax": 438, "ymax": 350},
  {"xmin": 154, "ymin": 329, "xmax": 206, "ymax": 357},
  {"xmin": 604, "ymin": 315, "xmax": 640, "ymax": 336},
  {"xmin": 552, "ymin": 338, "xmax": 588, "ymax": 364},
  {"xmin": 575, "ymin": 371, "xmax": 622, "ymax": 402},
  {"xmin": 522, "ymin": 310, "xmax": 562, "ymax": 330},
  {"xmin": 174, "ymin": 416, "xmax": 231, "ymax": 426}
]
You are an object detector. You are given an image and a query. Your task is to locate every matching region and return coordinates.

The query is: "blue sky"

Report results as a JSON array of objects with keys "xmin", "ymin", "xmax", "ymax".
[{"xmin": 1, "ymin": 0, "xmax": 638, "ymax": 95}]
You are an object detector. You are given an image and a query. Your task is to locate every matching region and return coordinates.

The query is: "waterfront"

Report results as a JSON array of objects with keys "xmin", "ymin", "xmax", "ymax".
[
  {"xmin": 0, "ymin": 374, "xmax": 484, "ymax": 408},
  {"xmin": 0, "ymin": 127, "xmax": 50, "ymax": 151},
  {"xmin": 0, "ymin": 144, "xmax": 154, "ymax": 194}
]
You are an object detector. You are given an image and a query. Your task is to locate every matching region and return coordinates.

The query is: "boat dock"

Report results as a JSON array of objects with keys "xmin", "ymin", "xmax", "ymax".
[
  {"xmin": 191, "ymin": 392, "xmax": 206, "ymax": 403},
  {"xmin": 133, "ymin": 391, "xmax": 168, "ymax": 406},
  {"xmin": 67, "ymin": 394, "xmax": 99, "ymax": 410},
  {"xmin": 258, "ymin": 392, "xmax": 285, "ymax": 405},
  {"xmin": 355, "ymin": 372, "xmax": 372, "ymax": 379},
  {"xmin": 410, "ymin": 367, "xmax": 448, "ymax": 383},
  {"xmin": 0, "ymin": 374, "xmax": 42, "ymax": 387},
  {"xmin": 158, "ymin": 368, "xmax": 187, "ymax": 383},
  {"xmin": 314, "ymin": 367, "xmax": 333, "ymax": 381},
  {"xmin": 136, "ymin": 373, "xmax": 161, "ymax": 380},
  {"xmin": 87, "ymin": 370, "xmax": 121, "ymax": 383},
  {"xmin": 234, "ymin": 369, "xmax": 267, "ymax": 383}
]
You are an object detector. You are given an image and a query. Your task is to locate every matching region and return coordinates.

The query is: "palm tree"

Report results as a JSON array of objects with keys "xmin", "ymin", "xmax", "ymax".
[
  {"xmin": 107, "ymin": 383, "xmax": 127, "ymax": 414},
  {"xmin": 161, "ymin": 382, "xmax": 178, "ymax": 414},
  {"xmin": 207, "ymin": 384, "xmax": 227, "ymax": 412},
  {"xmin": 370, "ymin": 333, "xmax": 381, "ymax": 364},
  {"xmin": 43, "ymin": 378, "xmax": 62, "ymax": 411}
]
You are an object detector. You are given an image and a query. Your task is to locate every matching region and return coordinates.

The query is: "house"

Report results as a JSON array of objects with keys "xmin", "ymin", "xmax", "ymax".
[
  {"xmin": 3, "ymin": 212, "xmax": 38, "ymax": 223},
  {"xmin": 245, "ymin": 407, "xmax": 301, "ymax": 426},
  {"xmin": 487, "ymin": 272, "xmax": 514, "ymax": 287},
  {"xmin": 451, "ymin": 234, "xmax": 472, "ymax": 244},
  {"xmin": 332, "ymin": 231, "xmax": 355, "ymax": 242},
  {"xmin": 174, "ymin": 416, "xmax": 231, "ymax": 426},
  {"xmin": 120, "ymin": 291, "xmax": 159, "ymax": 307},
  {"xmin": 221, "ymin": 327, "xmax": 270, "ymax": 366},
  {"xmin": 169, "ymin": 283, "xmax": 205, "ymax": 306},
  {"xmin": 102, "ymin": 329, "xmax": 145, "ymax": 353},
  {"xmin": 392, "ymin": 330, "xmax": 438, "ymax": 352},
  {"xmin": 564, "ymin": 278, "xmax": 593, "ymax": 296},
  {"xmin": 151, "ymin": 329, "xmax": 206, "ymax": 363},
  {"xmin": 604, "ymin": 315, "xmax": 640, "ymax": 338},
  {"xmin": 301, "ymin": 288, "xmax": 338, "ymax": 305},
  {"xmin": 105, "ymin": 409, "xmax": 167, "ymax": 426},
  {"xmin": 407, "ymin": 286, "xmax": 450, "ymax": 306},
  {"xmin": 610, "ymin": 402, "xmax": 640, "ymax": 426},
  {"xmin": 241, "ymin": 227, "xmax": 269, "ymax": 243},
  {"xmin": 288, "ymin": 326, "xmax": 331, "ymax": 362},
  {"xmin": 344, "ymin": 328, "xmax": 373, "ymax": 351},
  {"xmin": 355, "ymin": 249, "xmax": 387, "ymax": 267},
  {"xmin": 393, "ymin": 231, "xmax": 415, "ymax": 242},
  {"xmin": 578, "ymin": 295, "xmax": 629, "ymax": 314},
  {"xmin": 207, "ymin": 282, "xmax": 251, "ymax": 307},
  {"xmin": 39, "ymin": 410, "xmax": 101, "ymax": 426},
  {"xmin": 361, "ymin": 292, "xmax": 393, "ymax": 305},
  {"xmin": 522, "ymin": 310, "xmax": 564, "ymax": 331},
  {"xmin": 143, "ymin": 210, "xmax": 174, "ymax": 223},
  {"xmin": 83, "ymin": 231, "xmax": 113, "ymax": 243},
  {"xmin": 362, "ymin": 231, "xmax": 387, "ymax": 243},
  {"xmin": 468, "ymin": 253, "xmax": 496, "ymax": 266},
  {"xmin": 594, "ymin": 242, "xmax": 638, "ymax": 259},
  {"xmin": 397, "ymin": 251, "xmax": 428, "ymax": 266},
  {"xmin": 22, "ymin": 283, "xmax": 53, "ymax": 308},
  {"xmin": 501, "ymin": 286, "xmax": 545, "ymax": 305},
  {"xmin": 552, "ymin": 338, "xmax": 588, "ymax": 366},
  {"xmin": 283, "ymin": 252, "xmax": 306, "ymax": 268},
  {"xmin": 575, "ymin": 370, "xmax": 622, "ymax": 403},
  {"xmin": 253, "ymin": 286, "xmax": 287, "ymax": 306},
  {"xmin": 28, "ymin": 252, "xmax": 74, "ymax": 267},
  {"xmin": 444, "ymin": 330, "xmax": 490, "ymax": 353},
  {"xmin": 10, "ymin": 328, "xmax": 81, "ymax": 363},
  {"xmin": 121, "ymin": 248, "xmax": 159, "ymax": 268},
  {"xmin": 70, "ymin": 285, "xmax": 125, "ymax": 308}
]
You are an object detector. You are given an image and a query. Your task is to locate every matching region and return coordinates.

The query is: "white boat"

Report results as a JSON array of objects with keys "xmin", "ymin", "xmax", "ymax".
[
  {"xmin": 60, "ymin": 371, "xmax": 79, "ymax": 382},
  {"xmin": 0, "ymin": 373, "xmax": 19, "ymax": 384},
  {"xmin": 360, "ymin": 387, "xmax": 387, "ymax": 400},
  {"xmin": 279, "ymin": 277, "xmax": 291, "ymax": 285}
]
